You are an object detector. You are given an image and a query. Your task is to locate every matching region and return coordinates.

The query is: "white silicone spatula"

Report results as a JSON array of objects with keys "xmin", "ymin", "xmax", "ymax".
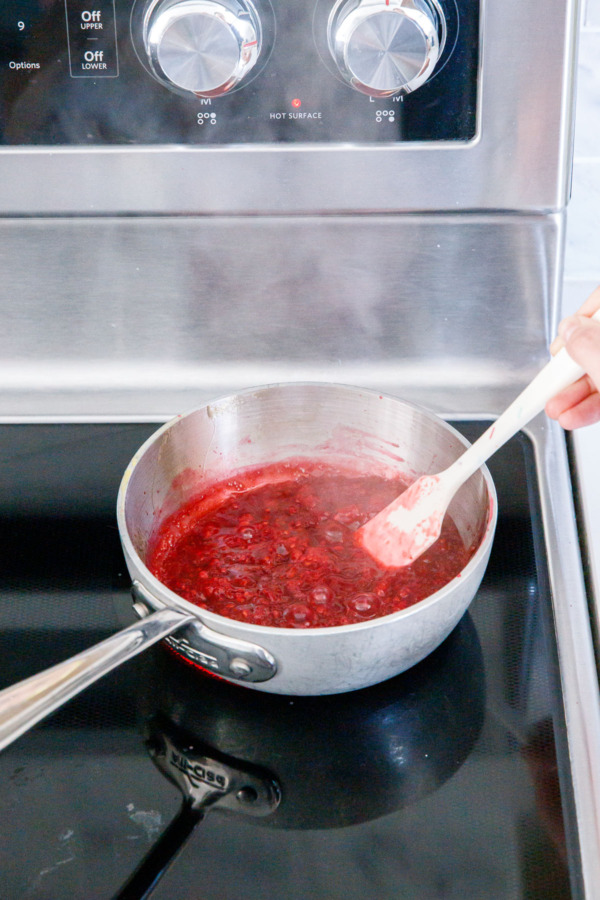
[{"xmin": 358, "ymin": 310, "xmax": 600, "ymax": 568}]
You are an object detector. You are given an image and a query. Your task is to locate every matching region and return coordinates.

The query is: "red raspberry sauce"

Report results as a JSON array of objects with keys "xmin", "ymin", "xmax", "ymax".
[{"xmin": 147, "ymin": 460, "xmax": 473, "ymax": 629}]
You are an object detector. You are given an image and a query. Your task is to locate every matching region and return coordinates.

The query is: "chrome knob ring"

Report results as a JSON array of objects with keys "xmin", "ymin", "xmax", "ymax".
[
  {"xmin": 144, "ymin": 0, "xmax": 261, "ymax": 97},
  {"xmin": 328, "ymin": 0, "xmax": 446, "ymax": 97}
]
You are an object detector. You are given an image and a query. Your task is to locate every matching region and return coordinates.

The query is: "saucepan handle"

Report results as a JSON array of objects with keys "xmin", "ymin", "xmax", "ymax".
[{"xmin": 0, "ymin": 607, "xmax": 194, "ymax": 753}]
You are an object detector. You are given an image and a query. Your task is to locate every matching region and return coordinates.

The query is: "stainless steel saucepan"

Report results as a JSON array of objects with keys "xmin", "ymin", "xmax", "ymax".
[{"xmin": 0, "ymin": 383, "xmax": 496, "ymax": 752}]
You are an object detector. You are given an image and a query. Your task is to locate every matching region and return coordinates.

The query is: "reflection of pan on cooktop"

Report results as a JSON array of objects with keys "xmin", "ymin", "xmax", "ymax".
[{"xmin": 117, "ymin": 613, "xmax": 485, "ymax": 899}]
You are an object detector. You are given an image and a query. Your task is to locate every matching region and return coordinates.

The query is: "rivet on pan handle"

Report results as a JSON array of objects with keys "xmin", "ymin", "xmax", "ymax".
[{"xmin": 131, "ymin": 582, "xmax": 278, "ymax": 684}]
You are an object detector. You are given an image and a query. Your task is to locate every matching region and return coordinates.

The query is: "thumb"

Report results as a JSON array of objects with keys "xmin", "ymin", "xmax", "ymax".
[{"xmin": 559, "ymin": 315, "xmax": 600, "ymax": 391}]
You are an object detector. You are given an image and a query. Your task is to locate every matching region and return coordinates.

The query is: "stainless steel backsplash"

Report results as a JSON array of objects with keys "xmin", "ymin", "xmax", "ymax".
[{"xmin": 0, "ymin": 213, "xmax": 563, "ymax": 418}]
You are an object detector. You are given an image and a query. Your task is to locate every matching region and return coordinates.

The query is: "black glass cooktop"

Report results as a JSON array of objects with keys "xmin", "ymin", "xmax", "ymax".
[{"xmin": 0, "ymin": 422, "xmax": 581, "ymax": 899}]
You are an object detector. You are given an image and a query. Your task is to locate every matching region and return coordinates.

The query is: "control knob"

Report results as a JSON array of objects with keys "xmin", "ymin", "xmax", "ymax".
[
  {"xmin": 328, "ymin": 0, "xmax": 446, "ymax": 97},
  {"xmin": 143, "ymin": 0, "xmax": 261, "ymax": 97}
]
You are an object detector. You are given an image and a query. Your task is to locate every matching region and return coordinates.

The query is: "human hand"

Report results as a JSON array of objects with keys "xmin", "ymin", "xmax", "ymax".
[{"xmin": 545, "ymin": 286, "xmax": 600, "ymax": 429}]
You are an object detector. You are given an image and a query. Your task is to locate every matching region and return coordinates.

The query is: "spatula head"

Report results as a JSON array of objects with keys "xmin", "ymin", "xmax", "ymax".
[{"xmin": 357, "ymin": 474, "xmax": 445, "ymax": 568}]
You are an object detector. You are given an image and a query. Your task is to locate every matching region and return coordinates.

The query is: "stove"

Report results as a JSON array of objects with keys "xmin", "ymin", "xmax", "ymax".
[
  {"xmin": 1, "ymin": 0, "xmax": 599, "ymax": 896},
  {"xmin": 0, "ymin": 420, "xmax": 589, "ymax": 899}
]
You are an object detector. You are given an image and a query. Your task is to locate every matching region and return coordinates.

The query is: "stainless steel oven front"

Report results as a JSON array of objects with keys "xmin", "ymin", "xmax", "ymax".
[{"xmin": 0, "ymin": 0, "xmax": 578, "ymax": 213}]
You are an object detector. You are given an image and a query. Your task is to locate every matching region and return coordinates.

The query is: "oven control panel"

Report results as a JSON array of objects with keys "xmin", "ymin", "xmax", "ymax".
[{"xmin": 0, "ymin": 0, "xmax": 479, "ymax": 144}]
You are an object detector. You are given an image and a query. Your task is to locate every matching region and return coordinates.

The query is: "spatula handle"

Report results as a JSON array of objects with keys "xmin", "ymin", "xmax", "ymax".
[{"xmin": 447, "ymin": 309, "xmax": 600, "ymax": 487}]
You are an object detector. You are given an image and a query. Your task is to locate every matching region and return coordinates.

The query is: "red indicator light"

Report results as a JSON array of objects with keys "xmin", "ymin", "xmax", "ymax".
[{"xmin": 291, "ymin": 98, "xmax": 302, "ymax": 108}]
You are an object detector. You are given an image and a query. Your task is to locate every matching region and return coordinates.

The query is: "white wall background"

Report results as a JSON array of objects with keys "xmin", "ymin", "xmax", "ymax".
[
  {"xmin": 565, "ymin": 0, "xmax": 600, "ymax": 596},
  {"xmin": 565, "ymin": 0, "xmax": 600, "ymax": 299}
]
